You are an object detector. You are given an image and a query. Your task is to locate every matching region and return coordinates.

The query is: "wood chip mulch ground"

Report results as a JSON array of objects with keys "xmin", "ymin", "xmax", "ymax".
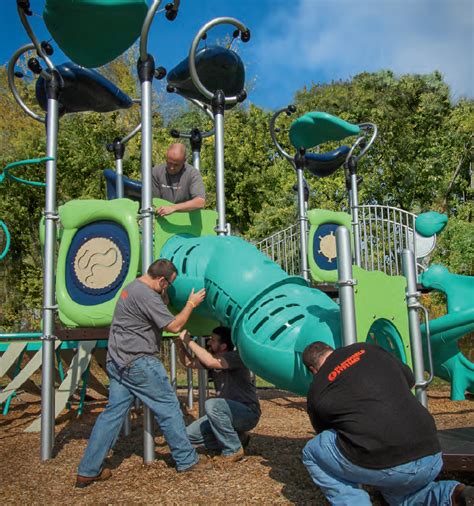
[{"xmin": 0, "ymin": 387, "xmax": 472, "ymax": 505}]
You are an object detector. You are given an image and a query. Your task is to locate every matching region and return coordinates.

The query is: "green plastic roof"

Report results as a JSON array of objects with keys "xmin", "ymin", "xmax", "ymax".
[
  {"xmin": 289, "ymin": 111, "xmax": 360, "ymax": 149},
  {"xmin": 44, "ymin": 0, "xmax": 148, "ymax": 68}
]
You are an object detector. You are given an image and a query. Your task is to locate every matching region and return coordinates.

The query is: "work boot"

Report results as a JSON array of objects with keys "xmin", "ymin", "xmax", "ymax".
[
  {"xmin": 177, "ymin": 456, "xmax": 213, "ymax": 473},
  {"xmin": 75, "ymin": 468, "xmax": 112, "ymax": 488},
  {"xmin": 214, "ymin": 447, "xmax": 244, "ymax": 464},
  {"xmin": 452, "ymin": 484, "xmax": 474, "ymax": 506}
]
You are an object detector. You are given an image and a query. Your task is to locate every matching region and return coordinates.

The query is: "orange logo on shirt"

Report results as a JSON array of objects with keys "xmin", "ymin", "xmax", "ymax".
[
  {"xmin": 120, "ymin": 290, "xmax": 128, "ymax": 300},
  {"xmin": 328, "ymin": 349, "xmax": 366, "ymax": 382}
]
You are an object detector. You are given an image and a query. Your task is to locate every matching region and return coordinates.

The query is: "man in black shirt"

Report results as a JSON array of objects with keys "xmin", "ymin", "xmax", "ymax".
[
  {"xmin": 175, "ymin": 326, "xmax": 260, "ymax": 463},
  {"xmin": 301, "ymin": 341, "xmax": 472, "ymax": 505}
]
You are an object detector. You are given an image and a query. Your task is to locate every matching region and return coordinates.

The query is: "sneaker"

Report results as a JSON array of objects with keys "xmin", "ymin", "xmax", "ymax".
[
  {"xmin": 75, "ymin": 468, "xmax": 112, "ymax": 488},
  {"xmin": 178, "ymin": 456, "xmax": 213, "ymax": 473},
  {"xmin": 238, "ymin": 432, "xmax": 251, "ymax": 450},
  {"xmin": 214, "ymin": 447, "xmax": 245, "ymax": 463},
  {"xmin": 452, "ymin": 484, "xmax": 474, "ymax": 506}
]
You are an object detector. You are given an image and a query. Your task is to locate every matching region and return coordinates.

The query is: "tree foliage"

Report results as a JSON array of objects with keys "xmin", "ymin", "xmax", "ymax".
[{"xmin": 0, "ymin": 55, "xmax": 472, "ymax": 330}]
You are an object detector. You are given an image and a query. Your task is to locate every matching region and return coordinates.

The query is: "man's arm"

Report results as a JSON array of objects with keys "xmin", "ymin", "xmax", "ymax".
[
  {"xmin": 174, "ymin": 338, "xmax": 203, "ymax": 369},
  {"xmin": 178, "ymin": 330, "xmax": 229, "ymax": 369},
  {"xmin": 156, "ymin": 197, "xmax": 205, "ymax": 217},
  {"xmin": 164, "ymin": 288, "xmax": 206, "ymax": 333}
]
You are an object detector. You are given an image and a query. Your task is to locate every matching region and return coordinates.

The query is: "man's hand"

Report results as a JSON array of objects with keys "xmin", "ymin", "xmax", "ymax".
[
  {"xmin": 178, "ymin": 329, "xmax": 192, "ymax": 345},
  {"xmin": 187, "ymin": 288, "xmax": 206, "ymax": 308},
  {"xmin": 156, "ymin": 205, "xmax": 176, "ymax": 217}
]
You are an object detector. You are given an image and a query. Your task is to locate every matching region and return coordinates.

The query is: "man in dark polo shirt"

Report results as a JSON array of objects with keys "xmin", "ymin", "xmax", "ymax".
[
  {"xmin": 76, "ymin": 259, "xmax": 208, "ymax": 487},
  {"xmin": 175, "ymin": 326, "xmax": 261, "ymax": 463},
  {"xmin": 301, "ymin": 341, "xmax": 472, "ymax": 505},
  {"xmin": 152, "ymin": 143, "xmax": 206, "ymax": 217}
]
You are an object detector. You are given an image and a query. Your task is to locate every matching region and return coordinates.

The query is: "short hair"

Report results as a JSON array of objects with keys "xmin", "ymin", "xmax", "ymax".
[
  {"xmin": 212, "ymin": 326, "xmax": 234, "ymax": 351},
  {"xmin": 302, "ymin": 341, "xmax": 334, "ymax": 369},
  {"xmin": 147, "ymin": 259, "xmax": 177, "ymax": 280}
]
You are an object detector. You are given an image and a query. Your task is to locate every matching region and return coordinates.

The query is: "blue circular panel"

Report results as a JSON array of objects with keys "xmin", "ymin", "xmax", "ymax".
[
  {"xmin": 65, "ymin": 220, "xmax": 131, "ymax": 306},
  {"xmin": 313, "ymin": 223, "xmax": 339, "ymax": 271}
]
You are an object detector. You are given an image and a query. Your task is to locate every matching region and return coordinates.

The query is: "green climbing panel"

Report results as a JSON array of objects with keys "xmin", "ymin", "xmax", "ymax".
[
  {"xmin": 154, "ymin": 198, "xmax": 219, "ymax": 337},
  {"xmin": 353, "ymin": 266, "xmax": 412, "ymax": 368}
]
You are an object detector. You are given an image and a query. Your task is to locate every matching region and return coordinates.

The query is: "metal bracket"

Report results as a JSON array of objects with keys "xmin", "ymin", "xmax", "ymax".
[
  {"xmin": 43, "ymin": 303, "xmax": 58, "ymax": 311},
  {"xmin": 42, "ymin": 210, "xmax": 59, "ymax": 221},
  {"xmin": 337, "ymin": 279, "xmax": 358, "ymax": 287},
  {"xmin": 139, "ymin": 207, "xmax": 155, "ymax": 219},
  {"xmin": 41, "ymin": 334, "xmax": 57, "ymax": 341}
]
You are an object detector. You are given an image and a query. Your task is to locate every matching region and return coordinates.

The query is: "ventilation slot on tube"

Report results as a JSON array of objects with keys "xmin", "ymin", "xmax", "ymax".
[{"xmin": 253, "ymin": 316, "xmax": 269, "ymax": 334}]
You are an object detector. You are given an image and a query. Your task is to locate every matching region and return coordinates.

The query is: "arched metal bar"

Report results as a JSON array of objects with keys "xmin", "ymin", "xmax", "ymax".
[{"xmin": 188, "ymin": 17, "xmax": 250, "ymax": 105}]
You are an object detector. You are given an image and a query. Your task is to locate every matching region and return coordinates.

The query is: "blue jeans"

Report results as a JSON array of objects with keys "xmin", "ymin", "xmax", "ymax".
[
  {"xmin": 302, "ymin": 430, "xmax": 459, "ymax": 505},
  {"xmin": 186, "ymin": 398, "xmax": 260, "ymax": 456},
  {"xmin": 78, "ymin": 356, "xmax": 198, "ymax": 476}
]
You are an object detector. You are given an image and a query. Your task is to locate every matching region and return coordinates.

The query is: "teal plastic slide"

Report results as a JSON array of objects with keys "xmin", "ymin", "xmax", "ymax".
[{"xmin": 161, "ymin": 234, "xmax": 342, "ymax": 396}]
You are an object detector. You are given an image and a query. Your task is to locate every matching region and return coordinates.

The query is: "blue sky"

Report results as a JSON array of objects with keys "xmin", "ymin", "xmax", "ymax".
[{"xmin": 1, "ymin": 0, "xmax": 472, "ymax": 111}]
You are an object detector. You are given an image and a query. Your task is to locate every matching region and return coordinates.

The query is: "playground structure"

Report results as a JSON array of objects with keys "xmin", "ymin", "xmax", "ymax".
[{"xmin": 0, "ymin": 0, "xmax": 472, "ymax": 472}]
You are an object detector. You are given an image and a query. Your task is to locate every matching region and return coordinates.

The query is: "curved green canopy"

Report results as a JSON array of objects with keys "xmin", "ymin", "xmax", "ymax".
[
  {"xmin": 44, "ymin": 0, "xmax": 148, "ymax": 68},
  {"xmin": 289, "ymin": 111, "xmax": 360, "ymax": 149}
]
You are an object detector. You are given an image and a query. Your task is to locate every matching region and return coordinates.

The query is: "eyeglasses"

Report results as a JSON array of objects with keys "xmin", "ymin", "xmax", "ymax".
[{"xmin": 162, "ymin": 276, "xmax": 173, "ymax": 286}]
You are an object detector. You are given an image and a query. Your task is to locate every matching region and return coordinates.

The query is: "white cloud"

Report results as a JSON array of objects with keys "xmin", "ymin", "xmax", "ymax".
[{"xmin": 253, "ymin": 0, "xmax": 473, "ymax": 100}]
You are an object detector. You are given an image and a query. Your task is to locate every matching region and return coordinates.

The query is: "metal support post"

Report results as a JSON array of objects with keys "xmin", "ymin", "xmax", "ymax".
[
  {"xmin": 212, "ymin": 91, "xmax": 227, "ymax": 236},
  {"xmin": 186, "ymin": 368, "xmax": 194, "ymax": 409},
  {"xmin": 296, "ymin": 168, "xmax": 309, "ymax": 280},
  {"xmin": 402, "ymin": 249, "xmax": 429, "ymax": 407},
  {"xmin": 40, "ymin": 72, "xmax": 61, "ymax": 461},
  {"xmin": 336, "ymin": 226, "xmax": 358, "ymax": 346},
  {"xmin": 116, "ymin": 157, "xmax": 124, "ymax": 199},
  {"xmin": 197, "ymin": 337, "xmax": 208, "ymax": 416},
  {"xmin": 122, "ymin": 410, "xmax": 132, "ymax": 436},
  {"xmin": 170, "ymin": 340, "xmax": 177, "ymax": 391},
  {"xmin": 349, "ymin": 164, "xmax": 362, "ymax": 267},
  {"xmin": 138, "ymin": 53, "xmax": 156, "ymax": 464}
]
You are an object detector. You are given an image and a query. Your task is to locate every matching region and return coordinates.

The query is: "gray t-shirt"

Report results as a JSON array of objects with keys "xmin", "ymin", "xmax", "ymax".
[
  {"xmin": 107, "ymin": 279, "xmax": 175, "ymax": 367},
  {"xmin": 151, "ymin": 162, "xmax": 205, "ymax": 203},
  {"xmin": 208, "ymin": 351, "xmax": 261, "ymax": 414}
]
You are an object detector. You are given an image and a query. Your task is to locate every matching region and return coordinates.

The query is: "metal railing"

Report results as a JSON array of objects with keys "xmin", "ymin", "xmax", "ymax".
[
  {"xmin": 255, "ymin": 205, "xmax": 434, "ymax": 277},
  {"xmin": 254, "ymin": 223, "xmax": 303, "ymax": 276}
]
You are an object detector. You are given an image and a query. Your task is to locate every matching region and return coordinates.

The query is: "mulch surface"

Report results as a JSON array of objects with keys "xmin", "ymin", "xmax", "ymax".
[{"xmin": 0, "ymin": 387, "xmax": 472, "ymax": 505}]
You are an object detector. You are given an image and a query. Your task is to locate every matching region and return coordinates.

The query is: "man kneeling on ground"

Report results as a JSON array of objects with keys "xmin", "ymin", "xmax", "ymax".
[
  {"xmin": 175, "ymin": 326, "xmax": 261, "ymax": 463},
  {"xmin": 301, "ymin": 341, "xmax": 473, "ymax": 505}
]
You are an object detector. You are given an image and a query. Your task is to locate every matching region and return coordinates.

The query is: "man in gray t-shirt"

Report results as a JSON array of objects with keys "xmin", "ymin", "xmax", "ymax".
[
  {"xmin": 152, "ymin": 143, "xmax": 206, "ymax": 217},
  {"xmin": 76, "ymin": 259, "xmax": 209, "ymax": 487},
  {"xmin": 175, "ymin": 326, "xmax": 261, "ymax": 463}
]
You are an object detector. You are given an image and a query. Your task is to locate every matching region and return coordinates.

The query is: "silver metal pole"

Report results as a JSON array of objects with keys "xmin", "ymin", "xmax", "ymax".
[
  {"xmin": 116, "ymin": 157, "xmax": 124, "ymax": 199},
  {"xmin": 214, "ymin": 109, "xmax": 227, "ymax": 235},
  {"xmin": 296, "ymin": 168, "xmax": 309, "ymax": 281},
  {"xmin": 350, "ymin": 172, "xmax": 362, "ymax": 267},
  {"xmin": 122, "ymin": 410, "xmax": 132, "ymax": 436},
  {"xmin": 402, "ymin": 249, "xmax": 428, "ymax": 407},
  {"xmin": 192, "ymin": 150, "xmax": 200, "ymax": 171},
  {"xmin": 186, "ymin": 368, "xmax": 193, "ymax": 409},
  {"xmin": 197, "ymin": 337, "xmax": 207, "ymax": 416},
  {"xmin": 141, "ymin": 77, "xmax": 156, "ymax": 464},
  {"xmin": 41, "ymin": 97, "xmax": 59, "ymax": 461},
  {"xmin": 170, "ymin": 340, "xmax": 177, "ymax": 391},
  {"xmin": 336, "ymin": 226, "xmax": 358, "ymax": 346}
]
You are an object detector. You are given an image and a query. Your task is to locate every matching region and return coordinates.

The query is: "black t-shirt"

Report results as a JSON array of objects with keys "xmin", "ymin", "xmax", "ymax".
[{"xmin": 307, "ymin": 343, "xmax": 440, "ymax": 469}]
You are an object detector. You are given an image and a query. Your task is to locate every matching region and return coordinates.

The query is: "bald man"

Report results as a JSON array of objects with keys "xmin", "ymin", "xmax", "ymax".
[{"xmin": 152, "ymin": 143, "xmax": 206, "ymax": 217}]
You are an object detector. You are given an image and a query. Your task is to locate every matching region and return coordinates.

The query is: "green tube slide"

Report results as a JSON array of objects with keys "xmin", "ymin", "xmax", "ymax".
[{"xmin": 161, "ymin": 234, "xmax": 342, "ymax": 396}]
